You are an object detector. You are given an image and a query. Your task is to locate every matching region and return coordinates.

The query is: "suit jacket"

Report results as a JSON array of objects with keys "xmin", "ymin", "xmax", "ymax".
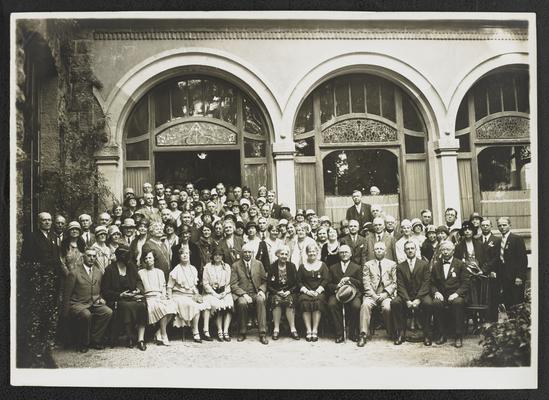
[
  {"xmin": 268, "ymin": 202, "xmax": 282, "ymax": 220},
  {"xmin": 218, "ymin": 236, "xmax": 244, "ymax": 266},
  {"xmin": 340, "ymin": 234, "xmax": 368, "ymax": 267},
  {"xmin": 363, "ymin": 258, "xmax": 397, "ymax": 300},
  {"xmin": 480, "ymin": 233, "xmax": 499, "ymax": 274},
  {"xmin": 63, "ymin": 263, "xmax": 105, "ymax": 315},
  {"xmin": 266, "ymin": 261, "xmax": 298, "ymax": 294},
  {"xmin": 101, "ymin": 261, "xmax": 140, "ymax": 307},
  {"xmin": 327, "ymin": 261, "xmax": 364, "ymax": 295},
  {"xmin": 454, "ymin": 238, "xmax": 487, "ymax": 273},
  {"xmin": 230, "ymin": 258, "xmax": 267, "ymax": 299},
  {"xmin": 20, "ymin": 230, "xmax": 60, "ymax": 270},
  {"xmin": 141, "ymin": 239, "xmax": 171, "ymax": 280},
  {"xmin": 80, "ymin": 231, "xmax": 96, "ymax": 247},
  {"xmin": 365, "ymin": 232, "xmax": 396, "ymax": 261},
  {"xmin": 497, "ymin": 232, "xmax": 528, "ymax": 281},
  {"xmin": 345, "ymin": 202, "xmax": 373, "ymax": 228},
  {"xmin": 170, "ymin": 241, "xmax": 202, "ymax": 273},
  {"xmin": 396, "ymin": 258, "xmax": 431, "ymax": 301},
  {"xmin": 136, "ymin": 206, "xmax": 161, "ymax": 224},
  {"xmin": 255, "ymin": 240, "xmax": 271, "ymax": 273},
  {"xmin": 430, "ymin": 257, "xmax": 470, "ymax": 299}
]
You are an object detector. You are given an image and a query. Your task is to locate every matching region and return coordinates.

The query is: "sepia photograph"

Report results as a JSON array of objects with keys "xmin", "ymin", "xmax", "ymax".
[{"xmin": 10, "ymin": 10, "xmax": 538, "ymax": 389}]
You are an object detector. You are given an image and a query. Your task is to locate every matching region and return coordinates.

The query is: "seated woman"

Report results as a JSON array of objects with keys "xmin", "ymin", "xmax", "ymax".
[
  {"xmin": 297, "ymin": 243, "xmax": 330, "ymax": 342},
  {"xmin": 102, "ymin": 246, "xmax": 148, "ymax": 351},
  {"xmin": 167, "ymin": 248, "xmax": 210, "ymax": 343},
  {"xmin": 137, "ymin": 250, "xmax": 176, "ymax": 346},
  {"xmin": 267, "ymin": 245, "xmax": 299, "ymax": 340},
  {"xmin": 202, "ymin": 248, "xmax": 234, "ymax": 342}
]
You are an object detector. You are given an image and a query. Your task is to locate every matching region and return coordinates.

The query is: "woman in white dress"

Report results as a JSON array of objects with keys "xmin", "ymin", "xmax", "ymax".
[
  {"xmin": 137, "ymin": 250, "xmax": 176, "ymax": 346},
  {"xmin": 290, "ymin": 223, "xmax": 317, "ymax": 267},
  {"xmin": 167, "ymin": 247, "xmax": 209, "ymax": 343},
  {"xmin": 202, "ymin": 247, "xmax": 234, "ymax": 342},
  {"xmin": 264, "ymin": 224, "xmax": 284, "ymax": 265},
  {"xmin": 91, "ymin": 225, "xmax": 112, "ymax": 274}
]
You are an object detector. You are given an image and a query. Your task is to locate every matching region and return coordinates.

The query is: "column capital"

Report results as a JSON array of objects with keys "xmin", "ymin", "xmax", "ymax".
[
  {"xmin": 271, "ymin": 141, "xmax": 296, "ymax": 156},
  {"xmin": 434, "ymin": 138, "xmax": 460, "ymax": 155},
  {"xmin": 94, "ymin": 145, "xmax": 120, "ymax": 164}
]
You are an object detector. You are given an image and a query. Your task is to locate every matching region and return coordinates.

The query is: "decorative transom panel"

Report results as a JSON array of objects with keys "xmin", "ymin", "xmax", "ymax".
[
  {"xmin": 322, "ymin": 119, "xmax": 398, "ymax": 144},
  {"xmin": 156, "ymin": 122, "xmax": 237, "ymax": 146},
  {"xmin": 476, "ymin": 116, "xmax": 530, "ymax": 140}
]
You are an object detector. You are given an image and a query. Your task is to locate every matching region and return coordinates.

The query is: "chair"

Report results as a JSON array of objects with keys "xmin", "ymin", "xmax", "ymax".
[{"xmin": 465, "ymin": 275, "xmax": 491, "ymax": 334}]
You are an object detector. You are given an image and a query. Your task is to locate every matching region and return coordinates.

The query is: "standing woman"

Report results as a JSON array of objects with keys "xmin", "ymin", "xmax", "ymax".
[
  {"xmin": 202, "ymin": 248, "xmax": 234, "ymax": 342},
  {"xmin": 321, "ymin": 227, "xmax": 340, "ymax": 267},
  {"xmin": 197, "ymin": 224, "xmax": 214, "ymax": 269},
  {"xmin": 122, "ymin": 194, "xmax": 138, "ymax": 220},
  {"xmin": 102, "ymin": 246, "xmax": 148, "ymax": 350},
  {"xmin": 167, "ymin": 248, "xmax": 210, "ymax": 343},
  {"xmin": 111, "ymin": 203, "xmax": 124, "ymax": 227},
  {"xmin": 290, "ymin": 223, "xmax": 317, "ymax": 267},
  {"xmin": 284, "ymin": 222, "xmax": 297, "ymax": 257},
  {"xmin": 164, "ymin": 219, "xmax": 179, "ymax": 264},
  {"xmin": 297, "ymin": 243, "xmax": 330, "ymax": 342},
  {"xmin": 267, "ymin": 246, "xmax": 299, "ymax": 340},
  {"xmin": 264, "ymin": 224, "xmax": 284, "ymax": 266},
  {"xmin": 107, "ymin": 225, "xmax": 123, "ymax": 260},
  {"xmin": 430, "ymin": 225, "xmax": 450, "ymax": 269},
  {"xmin": 92, "ymin": 225, "xmax": 111, "ymax": 274},
  {"xmin": 247, "ymin": 205, "xmax": 260, "ymax": 225},
  {"xmin": 212, "ymin": 220, "xmax": 225, "ymax": 247},
  {"xmin": 137, "ymin": 250, "xmax": 175, "ymax": 346},
  {"xmin": 129, "ymin": 219, "xmax": 149, "ymax": 269},
  {"xmin": 168, "ymin": 195, "xmax": 182, "ymax": 226},
  {"xmin": 59, "ymin": 221, "xmax": 86, "ymax": 276}
]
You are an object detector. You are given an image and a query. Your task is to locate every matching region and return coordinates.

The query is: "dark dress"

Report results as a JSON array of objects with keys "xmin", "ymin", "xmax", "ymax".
[
  {"xmin": 321, "ymin": 242, "xmax": 341, "ymax": 267},
  {"xmin": 101, "ymin": 262, "xmax": 148, "ymax": 338},
  {"xmin": 297, "ymin": 262, "xmax": 330, "ymax": 312},
  {"xmin": 421, "ymin": 239, "xmax": 437, "ymax": 262},
  {"xmin": 267, "ymin": 261, "xmax": 298, "ymax": 310}
]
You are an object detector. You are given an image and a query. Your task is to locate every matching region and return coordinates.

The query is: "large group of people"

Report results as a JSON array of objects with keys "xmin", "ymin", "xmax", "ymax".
[{"xmin": 19, "ymin": 181, "xmax": 529, "ymax": 367}]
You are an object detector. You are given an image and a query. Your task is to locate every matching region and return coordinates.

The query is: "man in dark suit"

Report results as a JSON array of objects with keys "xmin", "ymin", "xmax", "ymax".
[
  {"xmin": 51, "ymin": 214, "xmax": 67, "ymax": 248},
  {"xmin": 392, "ymin": 240, "xmax": 433, "ymax": 346},
  {"xmin": 340, "ymin": 219, "xmax": 368, "ymax": 267},
  {"xmin": 327, "ymin": 245, "xmax": 363, "ymax": 343},
  {"xmin": 62, "ymin": 247, "xmax": 113, "ymax": 353},
  {"xmin": 431, "ymin": 240, "xmax": 470, "ymax": 348},
  {"xmin": 479, "ymin": 217, "xmax": 500, "ymax": 321},
  {"xmin": 266, "ymin": 190, "xmax": 282, "ymax": 220},
  {"xmin": 218, "ymin": 219, "xmax": 244, "ymax": 266},
  {"xmin": 230, "ymin": 242, "xmax": 269, "ymax": 344},
  {"xmin": 365, "ymin": 217, "xmax": 396, "ymax": 261},
  {"xmin": 496, "ymin": 217, "xmax": 528, "ymax": 308},
  {"xmin": 79, "ymin": 213, "xmax": 95, "ymax": 247},
  {"xmin": 345, "ymin": 190, "xmax": 373, "ymax": 228}
]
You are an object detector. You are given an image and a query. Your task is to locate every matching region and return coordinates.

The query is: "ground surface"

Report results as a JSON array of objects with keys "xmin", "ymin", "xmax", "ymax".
[{"xmin": 53, "ymin": 333, "xmax": 483, "ymax": 368}]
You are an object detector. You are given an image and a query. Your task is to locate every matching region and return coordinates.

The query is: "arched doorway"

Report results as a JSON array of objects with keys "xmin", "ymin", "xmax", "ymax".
[
  {"xmin": 293, "ymin": 73, "xmax": 430, "ymax": 223},
  {"xmin": 124, "ymin": 74, "xmax": 272, "ymax": 194}
]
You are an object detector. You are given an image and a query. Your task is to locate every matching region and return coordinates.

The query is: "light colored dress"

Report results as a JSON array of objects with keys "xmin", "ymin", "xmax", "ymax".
[
  {"xmin": 168, "ymin": 264, "xmax": 210, "ymax": 327},
  {"xmin": 91, "ymin": 242, "xmax": 112, "ymax": 273},
  {"xmin": 61, "ymin": 244, "xmax": 83, "ymax": 274},
  {"xmin": 138, "ymin": 267, "xmax": 176, "ymax": 324},
  {"xmin": 202, "ymin": 262, "xmax": 234, "ymax": 313},
  {"xmin": 290, "ymin": 236, "xmax": 317, "ymax": 267}
]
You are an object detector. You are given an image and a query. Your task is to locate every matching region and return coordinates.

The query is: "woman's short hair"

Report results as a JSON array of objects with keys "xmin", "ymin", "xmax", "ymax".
[
  {"xmin": 199, "ymin": 224, "xmax": 213, "ymax": 234},
  {"xmin": 148, "ymin": 222, "xmax": 164, "ymax": 235},
  {"xmin": 211, "ymin": 246, "xmax": 225, "ymax": 261},
  {"xmin": 115, "ymin": 245, "xmax": 131, "ymax": 264},
  {"xmin": 140, "ymin": 249, "xmax": 157, "ymax": 265},
  {"xmin": 275, "ymin": 245, "xmax": 290, "ymax": 257},
  {"xmin": 305, "ymin": 243, "xmax": 320, "ymax": 254},
  {"xmin": 267, "ymin": 224, "xmax": 279, "ymax": 233}
]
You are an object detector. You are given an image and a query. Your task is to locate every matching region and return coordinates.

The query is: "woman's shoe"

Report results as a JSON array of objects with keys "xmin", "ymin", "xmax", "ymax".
[
  {"xmin": 305, "ymin": 332, "xmax": 312, "ymax": 342},
  {"xmin": 160, "ymin": 337, "xmax": 170, "ymax": 346},
  {"xmin": 311, "ymin": 333, "xmax": 318, "ymax": 342},
  {"xmin": 217, "ymin": 332, "xmax": 224, "ymax": 342},
  {"xmin": 272, "ymin": 331, "xmax": 279, "ymax": 340},
  {"xmin": 290, "ymin": 331, "xmax": 300, "ymax": 340},
  {"xmin": 223, "ymin": 333, "xmax": 231, "ymax": 342},
  {"xmin": 137, "ymin": 340, "xmax": 147, "ymax": 351},
  {"xmin": 193, "ymin": 333, "xmax": 202, "ymax": 343},
  {"xmin": 203, "ymin": 331, "xmax": 213, "ymax": 342}
]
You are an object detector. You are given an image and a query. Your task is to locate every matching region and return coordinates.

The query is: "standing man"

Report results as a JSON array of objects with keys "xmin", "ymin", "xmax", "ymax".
[
  {"xmin": 153, "ymin": 182, "xmax": 166, "ymax": 207},
  {"xmin": 52, "ymin": 214, "xmax": 67, "ymax": 247},
  {"xmin": 79, "ymin": 213, "xmax": 95, "ymax": 246},
  {"xmin": 62, "ymin": 247, "xmax": 113, "ymax": 353},
  {"xmin": 496, "ymin": 217, "xmax": 528, "ymax": 308},
  {"xmin": 444, "ymin": 207, "xmax": 461, "ymax": 242},
  {"xmin": 120, "ymin": 218, "xmax": 136, "ymax": 246},
  {"xmin": 420, "ymin": 209, "xmax": 433, "ymax": 232},
  {"xmin": 345, "ymin": 190, "xmax": 372, "ymax": 228},
  {"xmin": 340, "ymin": 219, "xmax": 368, "ymax": 268},
  {"xmin": 230, "ymin": 242, "xmax": 269, "ymax": 344},
  {"xmin": 266, "ymin": 190, "xmax": 282, "ymax": 220},
  {"xmin": 431, "ymin": 241, "xmax": 470, "ymax": 348},
  {"xmin": 365, "ymin": 217, "xmax": 396, "ymax": 261},
  {"xmin": 392, "ymin": 241, "xmax": 433, "ymax": 346},
  {"xmin": 137, "ymin": 193, "xmax": 161, "ymax": 224},
  {"xmin": 358, "ymin": 242, "xmax": 397, "ymax": 347},
  {"xmin": 480, "ymin": 217, "xmax": 499, "ymax": 321},
  {"xmin": 327, "ymin": 245, "xmax": 363, "ymax": 343}
]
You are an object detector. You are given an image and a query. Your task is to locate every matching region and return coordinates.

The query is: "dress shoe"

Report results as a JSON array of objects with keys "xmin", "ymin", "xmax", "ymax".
[
  {"xmin": 335, "ymin": 336, "xmax": 345, "ymax": 344},
  {"xmin": 126, "ymin": 337, "xmax": 135, "ymax": 348},
  {"xmin": 223, "ymin": 333, "xmax": 231, "ymax": 342},
  {"xmin": 357, "ymin": 334, "xmax": 367, "ymax": 347},
  {"xmin": 90, "ymin": 342, "xmax": 105, "ymax": 350},
  {"xmin": 193, "ymin": 333, "xmax": 202, "ymax": 343},
  {"xmin": 203, "ymin": 332, "xmax": 213, "ymax": 342},
  {"xmin": 217, "ymin": 332, "xmax": 224, "ymax": 342},
  {"xmin": 394, "ymin": 336, "xmax": 403, "ymax": 345},
  {"xmin": 237, "ymin": 334, "xmax": 247, "ymax": 342},
  {"xmin": 435, "ymin": 336, "xmax": 447, "ymax": 345},
  {"xmin": 424, "ymin": 337, "xmax": 432, "ymax": 346},
  {"xmin": 311, "ymin": 333, "xmax": 318, "ymax": 342},
  {"xmin": 78, "ymin": 346, "xmax": 89, "ymax": 353},
  {"xmin": 454, "ymin": 337, "xmax": 463, "ymax": 348},
  {"xmin": 272, "ymin": 331, "xmax": 279, "ymax": 340},
  {"xmin": 137, "ymin": 340, "xmax": 147, "ymax": 351},
  {"xmin": 305, "ymin": 334, "xmax": 312, "ymax": 342},
  {"xmin": 290, "ymin": 331, "xmax": 300, "ymax": 340},
  {"xmin": 259, "ymin": 335, "xmax": 269, "ymax": 345}
]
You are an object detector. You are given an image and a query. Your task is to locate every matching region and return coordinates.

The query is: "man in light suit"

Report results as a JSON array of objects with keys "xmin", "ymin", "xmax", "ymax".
[
  {"xmin": 62, "ymin": 247, "xmax": 113, "ymax": 353},
  {"xmin": 431, "ymin": 240, "xmax": 470, "ymax": 348},
  {"xmin": 358, "ymin": 242, "xmax": 397, "ymax": 347},
  {"xmin": 365, "ymin": 217, "xmax": 396, "ymax": 261},
  {"xmin": 230, "ymin": 242, "xmax": 269, "ymax": 344},
  {"xmin": 496, "ymin": 217, "xmax": 528, "ymax": 308},
  {"xmin": 392, "ymin": 240, "xmax": 433, "ymax": 346},
  {"xmin": 345, "ymin": 190, "xmax": 373, "ymax": 229},
  {"xmin": 136, "ymin": 193, "xmax": 161, "ymax": 224},
  {"xmin": 340, "ymin": 219, "xmax": 368, "ymax": 267}
]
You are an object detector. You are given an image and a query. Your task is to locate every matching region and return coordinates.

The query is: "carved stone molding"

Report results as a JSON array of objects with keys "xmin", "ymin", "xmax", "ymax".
[
  {"xmin": 156, "ymin": 122, "xmax": 237, "ymax": 146},
  {"xmin": 476, "ymin": 116, "xmax": 530, "ymax": 140},
  {"xmin": 322, "ymin": 118, "xmax": 398, "ymax": 143},
  {"xmin": 94, "ymin": 29, "xmax": 527, "ymax": 41}
]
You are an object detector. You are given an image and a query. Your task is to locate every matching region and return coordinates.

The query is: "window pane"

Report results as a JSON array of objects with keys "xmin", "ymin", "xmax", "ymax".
[
  {"xmin": 323, "ymin": 150, "xmax": 399, "ymax": 196},
  {"xmin": 244, "ymin": 138, "xmax": 266, "ymax": 158},
  {"xmin": 403, "ymin": 95, "xmax": 424, "ymax": 132},
  {"xmin": 350, "ymin": 78, "xmax": 365, "ymax": 113},
  {"xmin": 203, "ymin": 79, "xmax": 220, "ymax": 119},
  {"xmin": 502, "ymin": 81, "xmax": 516, "ymax": 111},
  {"xmin": 381, "ymin": 81, "xmax": 396, "ymax": 122},
  {"xmin": 335, "ymin": 79, "xmax": 350, "ymax": 116},
  {"xmin": 243, "ymin": 96, "xmax": 265, "ymax": 135},
  {"xmin": 154, "ymin": 83, "xmax": 171, "ymax": 127},
  {"xmin": 126, "ymin": 140, "xmax": 149, "ymax": 160},
  {"xmin": 294, "ymin": 96, "xmax": 314, "ymax": 135},
  {"xmin": 126, "ymin": 96, "xmax": 149, "ymax": 138},
  {"xmin": 188, "ymin": 79, "xmax": 204, "ymax": 116},
  {"xmin": 366, "ymin": 79, "xmax": 380, "ymax": 116},
  {"xmin": 404, "ymin": 134, "xmax": 425, "ymax": 154},
  {"xmin": 478, "ymin": 145, "xmax": 530, "ymax": 191},
  {"xmin": 320, "ymin": 82, "xmax": 335, "ymax": 124},
  {"xmin": 220, "ymin": 85, "xmax": 237, "ymax": 125},
  {"xmin": 487, "ymin": 81, "xmax": 502, "ymax": 114},
  {"xmin": 171, "ymin": 80, "xmax": 189, "ymax": 118},
  {"xmin": 455, "ymin": 97, "xmax": 469, "ymax": 131},
  {"xmin": 474, "ymin": 82, "xmax": 488, "ymax": 121},
  {"xmin": 294, "ymin": 137, "xmax": 315, "ymax": 156},
  {"xmin": 516, "ymin": 74, "xmax": 529, "ymax": 113},
  {"xmin": 457, "ymin": 133, "xmax": 471, "ymax": 152}
]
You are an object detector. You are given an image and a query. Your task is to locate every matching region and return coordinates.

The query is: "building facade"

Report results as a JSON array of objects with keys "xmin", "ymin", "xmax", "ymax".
[{"xmin": 16, "ymin": 13, "xmax": 533, "ymax": 236}]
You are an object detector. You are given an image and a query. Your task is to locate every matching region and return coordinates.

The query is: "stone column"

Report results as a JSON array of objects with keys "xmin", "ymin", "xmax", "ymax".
[
  {"xmin": 95, "ymin": 145, "xmax": 122, "ymax": 206},
  {"xmin": 434, "ymin": 137, "xmax": 462, "ymax": 225},
  {"xmin": 272, "ymin": 141, "xmax": 297, "ymax": 214}
]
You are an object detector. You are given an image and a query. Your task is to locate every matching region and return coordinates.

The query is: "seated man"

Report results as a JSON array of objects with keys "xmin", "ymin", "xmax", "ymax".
[
  {"xmin": 230, "ymin": 242, "xmax": 269, "ymax": 344},
  {"xmin": 358, "ymin": 242, "xmax": 397, "ymax": 347},
  {"xmin": 431, "ymin": 240, "xmax": 470, "ymax": 348},
  {"xmin": 392, "ymin": 240, "xmax": 433, "ymax": 346},
  {"xmin": 62, "ymin": 247, "xmax": 113, "ymax": 353},
  {"xmin": 327, "ymin": 245, "xmax": 363, "ymax": 343}
]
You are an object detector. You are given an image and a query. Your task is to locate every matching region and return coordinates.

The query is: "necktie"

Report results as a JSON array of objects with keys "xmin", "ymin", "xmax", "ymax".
[
  {"xmin": 500, "ymin": 236, "xmax": 505, "ymax": 263},
  {"xmin": 377, "ymin": 234, "xmax": 381, "ymax": 242},
  {"xmin": 483, "ymin": 236, "xmax": 487, "ymax": 244},
  {"xmin": 377, "ymin": 261, "xmax": 383, "ymax": 291},
  {"xmin": 86, "ymin": 233, "xmax": 90, "ymax": 245},
  {"xmin": 409, "ymin": 260, "xmax": 414, "ymax": 274},
  {"xmin": 127, "ymin": 237, "xmax": 131, "ymax": 245}
]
